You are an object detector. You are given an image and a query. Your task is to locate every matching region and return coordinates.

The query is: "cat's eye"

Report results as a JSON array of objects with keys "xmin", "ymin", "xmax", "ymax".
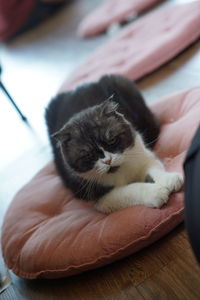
[
  {"xmin": 86, "ymin": 153, "xmax": 93, "ymax": 159},
  {"xmin": 80, "ymin": 152, "xmax": 93, "ymax": 160},
  {"xmin": 107, "ymin": 137, "xmax": 118, "ymax": 145}
]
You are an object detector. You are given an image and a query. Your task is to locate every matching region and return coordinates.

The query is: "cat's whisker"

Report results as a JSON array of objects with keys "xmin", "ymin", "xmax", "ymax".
[
  {"xmin": 84, "ymin": 180, "xmax": 92, "ymax": 200},
  {"xmin": 98, "ymin": 169, "xmax": 106, "ymax": 175},
  {"xmin": 75, "ymin": 178, "xmax": 90, "ymax": 198},
  {"xmin": 75, "ymin": 171, "xmax": 100, "ymax": 199},
  {"xmin": 97, "ymin": 166, "xmax": 106, "ymax": 175},
  {"xmin": 81, "ymin": 171, "xmax": 104, "ymax": 201},
  {"xmin": 82, "ymin": 176, "xmax": 95, "ymax": 201},
  {"xmin": 124, "ymin": 149, "xmax": 163, "ymax": 157},
  {"xmin": 138, "ymin": 135, "xmax": 160, "ymax": 148},
  {"xmin": 86, "ymin": 173, "xmax": 100, "ymax": 201}
]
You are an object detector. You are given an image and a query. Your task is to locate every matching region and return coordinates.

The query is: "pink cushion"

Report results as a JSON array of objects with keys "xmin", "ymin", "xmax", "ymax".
[
  {"xmin": 1, "ymin": 87, "xmax": 200, "ymax": 279},
  {"xmin": 78, "ymin": 0, "xmax": 161, "ymax": 38},
  {"xmin": 62, "ymin": 1, "xmax": 200, "ymax": 92},
  {"xmin": 0, "ymin": 0, "xmax": 34, "ymax": 41}
]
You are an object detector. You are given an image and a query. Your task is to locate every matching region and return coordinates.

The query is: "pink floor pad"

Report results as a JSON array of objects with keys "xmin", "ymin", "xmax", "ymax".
[
  {"xmin": 61, "ymin": 1, "xmax": 200, "ymax": 93},
  {"xmin": 78, "ymin": 0, "xmax": 162, "ymax": 38}
]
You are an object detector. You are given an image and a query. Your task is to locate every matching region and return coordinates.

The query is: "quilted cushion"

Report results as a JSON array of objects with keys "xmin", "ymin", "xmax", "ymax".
[
  {"xmin": 63, "ymin": 1, "xmax": 200, "ymax": 91},
  {"xmin": 1, "ymin": 87, "xmax": 200, "ymax": 279},
  {"xmin": 78, "ymin": 0, "xmax": 161, "ymax": 38},
  {"xmin": 0, "ymin": 0, "xmax": 34, "ymax": 41}
]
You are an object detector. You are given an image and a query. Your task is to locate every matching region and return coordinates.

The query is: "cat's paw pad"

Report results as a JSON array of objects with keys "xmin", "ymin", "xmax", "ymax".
[
  {"xmin": 146, "ymin": 185, "xmax": 170, "ymax": 208},
  {"xmin": 159, "ymin": 172, "xmax": 184, "ymax": 193}
]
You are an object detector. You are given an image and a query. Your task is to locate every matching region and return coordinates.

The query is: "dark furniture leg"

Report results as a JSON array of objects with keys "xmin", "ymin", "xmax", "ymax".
[
  {"xmin": 0, "ymin": 64, "xmax": 29, "ymax": 124},
  {"xmin": 0, "ymin": 80, "xmax": 28, "ymax": 123}
]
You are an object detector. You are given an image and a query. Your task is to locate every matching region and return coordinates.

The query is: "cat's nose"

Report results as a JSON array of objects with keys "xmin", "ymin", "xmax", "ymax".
[{"xmin": 102, "ymin": 158, "xmax": 112, "ymax": 165}]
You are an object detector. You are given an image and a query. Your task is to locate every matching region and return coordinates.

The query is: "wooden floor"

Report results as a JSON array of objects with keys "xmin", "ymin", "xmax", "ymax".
[{"xmin": 0, "ymin": 0, "xmax": 200, "ymax": 299}]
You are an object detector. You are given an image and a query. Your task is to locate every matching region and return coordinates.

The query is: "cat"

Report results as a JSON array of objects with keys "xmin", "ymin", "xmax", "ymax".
[{"xmin": 45, "ymin": 75, "xmax": 183, "ymax": 213}]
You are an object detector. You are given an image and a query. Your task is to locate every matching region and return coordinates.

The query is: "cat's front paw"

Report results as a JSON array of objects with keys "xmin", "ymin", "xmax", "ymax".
[
  {"xmin": 158, "ymin": 172, "xmax": 184, "ymax": 193},
  {"xmin": 145, "ymin": 185, "xmax": 170, "ymax": 208}
]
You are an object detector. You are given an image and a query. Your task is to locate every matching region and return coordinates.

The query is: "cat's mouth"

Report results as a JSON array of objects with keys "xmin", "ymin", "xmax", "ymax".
[{"xmin": 107, "ymin": 166, "xmax": 120, "ymax": 173}]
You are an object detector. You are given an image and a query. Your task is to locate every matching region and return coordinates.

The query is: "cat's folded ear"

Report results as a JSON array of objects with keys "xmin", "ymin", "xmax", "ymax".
[
  {"xmin": 100, "ymin": 94, "xmax": 119, "ymax": 116},
  {"xmin": 51, "ymin": 127, "xmax": 71, "ymax": 146}
]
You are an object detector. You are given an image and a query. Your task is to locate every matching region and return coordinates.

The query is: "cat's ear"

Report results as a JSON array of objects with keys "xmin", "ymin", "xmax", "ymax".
[
  {"xmin": 101, "ymin": 94, "xmax": 119, "ymax": 116},
  {"xmin": 51, "ymin": 127, "xmax": 71, "ymax": 145}
]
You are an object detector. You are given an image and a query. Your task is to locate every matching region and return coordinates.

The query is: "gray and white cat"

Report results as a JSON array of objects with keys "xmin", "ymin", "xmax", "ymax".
[{"xmin": 45, "ymin": 75, "xmax": 183, "ymax": 213}]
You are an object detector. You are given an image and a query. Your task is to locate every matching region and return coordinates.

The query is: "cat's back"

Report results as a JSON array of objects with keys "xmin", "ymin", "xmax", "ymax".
[
  {"xmin": 45, "ymin": 75, "xmax": 138, "ymax": 132},
  {"xmin": 45, "ymin": 75, "xmax": 160, "ymax": 147},
  {"xmin": 45, "ymin": 80, "xmax": 109, "ymax": 135}
]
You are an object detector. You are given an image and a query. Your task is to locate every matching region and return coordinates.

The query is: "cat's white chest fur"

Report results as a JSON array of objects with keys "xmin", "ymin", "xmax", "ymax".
[
  {"xmin": 95, "ymin": 133, "xmax": 183, "ymax": 213},
  {"xmin": 99, "ymin": 134, "xmax": 155, "ymax": 187}
]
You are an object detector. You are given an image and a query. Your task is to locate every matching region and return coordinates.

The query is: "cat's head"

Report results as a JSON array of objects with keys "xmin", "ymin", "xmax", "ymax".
[{"xmin": 52, "ymin": 98, "xmax": 135, "ymax": 179}]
